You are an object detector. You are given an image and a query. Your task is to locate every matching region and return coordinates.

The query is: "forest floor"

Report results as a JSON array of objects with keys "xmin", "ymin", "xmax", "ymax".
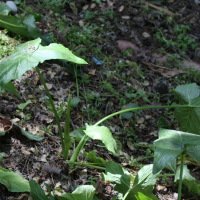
[{"xmin": 0, "ymin": 0, "xmax": 200, "ymax": 199}]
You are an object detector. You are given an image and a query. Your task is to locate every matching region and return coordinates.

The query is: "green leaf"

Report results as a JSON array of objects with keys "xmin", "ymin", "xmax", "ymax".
[
  {"xmin": 12, "ymin": 122, "xmax": 43, "ymax": 141},
  {"xmin": 84, "ymin": 150, "xmax": 106, "ymax": 164},
  {"xmin": 69, "ymin": 126, "xmax": 86, "ymax": 142},
  {"xmin": 175, "ymin": 165, "xmax": 200, "ymax": 195},
  {"xmin": 104, "ymin": 162, "xmax": 158, "ymax": 200},
  {"xmin": 174, "ymin": 83, "xmax": 200, "ymax": 104},
  {"xmin": 175, "ymin": 97, "xmax": 200, "ymax": 134},
  {"xmin": 18, "ymin": 100, "xmax": 32, "ymax": 110},
  {"xmin": 56, "ymin": 185, "xmax": 95, "ymax": 200},
  {"xmin": 23, "ymin": 14, "xmax": 40, "ymax": 38},
  {"xmin": 2, "ymin": 81, "xmax": 21, "ymax": 97},
  {"xmin": 70, "ymin": 97, "xmax": 80, "ymax": 108},
  {"xmin": 84, "ymin": 124, "xmax": 117, "ymax": 154},
  {"xmin": 0, "ymin": 2, "xmax": 12, "ymax": 15},
  {"xmin": 0, "ymin": 130, "xmax": 6, "ymax": 136},
  {"xmin": 0, "ymin": 152, "xmax": 4, "ymax": 163},
  {"xmin": 29, "ymin": 179, "xmax": 49, "ymax": 200},
  {"xmin": 120, "ymin": 103, "xmax": 139, "ymax": 119},
  {"xmin": 0, "ymin": 166, "xmax": 30, "ymax": 192},
  {"xmin": 153, "ymin": 129, "xmax": 200, "ymax": 174},
  {"xmin": 164, "ymin": 158, "xmax": 176, "ymax": 173},
  {"xmin": 174, "ymin": 83, "xmax": 200, "ymax": 134},
  {"xmin": 0, "ymin": 38, "xmax": 88, "ymax": 88},
  {"xmin": 0, "ymin": 15, "xmax": 29, "ymax": 37}
]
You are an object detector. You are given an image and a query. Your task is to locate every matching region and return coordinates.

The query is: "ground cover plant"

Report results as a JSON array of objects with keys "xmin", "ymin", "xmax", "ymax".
[{"xmin": 0, "ymin": 0, "xmax": 200, "ymax": 199}]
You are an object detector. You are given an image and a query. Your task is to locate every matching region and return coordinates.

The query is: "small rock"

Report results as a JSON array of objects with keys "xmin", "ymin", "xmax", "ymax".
[
  {"xmin": 137, "ymin": 117, "xmax": 144, "ymax": 124},
  {"xmin": 118, "ymin": 5, "xmax": 124, "ymax": 12},
  {"xmin": 121, "ymin": 16, "xmax": 130, "ymax": 19},
  {"xmin": 145, "ymin": 115, "xmax": 152, "ymax": 120},
  {"xmin": 194, "ymin": 0, "xmax": 200, "ymax": 5},
  {"xmin": 6, "ymin": 1, "xmax": 17, "ymax": 12},
  {"xmin": 90, "ymin": 3, "xmax": 96, "ymax": 9},
  {"xmin": 173, "ymin": 193, "xmax": 178, "ymax": 199},
  {"xmin": 142, "ymin": 32, "xmax": 151, "ymax": 39}
]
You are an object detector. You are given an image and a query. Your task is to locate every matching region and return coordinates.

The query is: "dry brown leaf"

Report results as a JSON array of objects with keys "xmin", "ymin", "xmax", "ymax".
[
  {"xmin": 142, "ymin": 61, "xmax": 187, "ymax": 77},
  {"xmin": 117, "ymin": 40, "xmax": 140, "ymax": 52},
  {"xmin": 144, "ymin": 1, "xmax": 175, "ymax": 17},
  {"xmin": 183, "ymin": 60, "xmax": 200, "ymax": 71},
  {"xmin": 89, "ymin": 69, "xmax": 96, "ymax": 75}
]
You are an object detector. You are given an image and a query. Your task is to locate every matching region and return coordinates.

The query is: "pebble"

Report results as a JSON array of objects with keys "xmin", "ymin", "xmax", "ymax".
[{"xmin": 6, "ymin": 1, "xmax": 17, "ymax": 12}]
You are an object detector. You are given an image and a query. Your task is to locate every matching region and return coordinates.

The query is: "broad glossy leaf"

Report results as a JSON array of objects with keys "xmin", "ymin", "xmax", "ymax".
[
  {"xmin": 0, "ymin": 38, "xmax": 88, "ymax": 88},
  {"xmin": 174, "ymin": 83, "xmax": 200, "ymax": 104},
  {"xmin": 0, "ymin": 15, "xmax": 29, "ymax": 37},
  {"xmin": 84, "ymin": 124, "xmax": 117, "ymax": 154},
  {"xmin": 153, "ymin": 129, "xmax": 200, "ymax": 174},
  {"xmin": 103, "ymin": 162, "xmax": 158, "ymax": 200},
  {"xmin": 175, "ymin": 97, "xmax": 200, "ymax": 134},
  {"xmin": 174, "ymin": 83, "xmax": 200, "ymax": 134},
  {"xmin": 0, "ymin": 2, "xmax": 12, "ymax": 15},
  {"xmin": 175, "ymin": 165, "xmax": 200, "ymax": 195},
  {"xmin": 56, "ymin": 185, "xmax": 95, "ymax": 200},
  {"xmin": 23, "ymin": 14, "xmax": 39, "ymax": 38},
  {"xmin": 0, "ymin": 166, "xmax": 30, "ymax": 192},
  {"xmin": 29, "ymin": 180, "xmax": 48, "ymax": 200}
]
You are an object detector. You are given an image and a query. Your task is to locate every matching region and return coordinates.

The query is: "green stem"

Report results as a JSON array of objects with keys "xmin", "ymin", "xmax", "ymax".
[
  {"xmin": 123, "ymin": 188, "xmax": 131, "ymax": 200},
  {"xmin": 178, "ymin": 153, "xmax": 184, "ymax": 200},
  {"xmin": 64, "ymin": 90, "xmax": 71, "ymax": 160},
  {"xmin": 67, "ymin": 161, "xmax": 106, "ymax": 170},
  {"xmin": 69, "ymin": 134, "xmax": 88, "ymax": 163},
  {"xmin": 35, "ymin": 66, "xmax": 65, "ymax": 155},
  {"xmin": 158, "ymin": 174, "xmax": 175, "ymax": 177},
  {"xmin": 95, "ymin": 105, "xmax": 192, "ymax": 126},
  {"xmin": 74, "ymin": 64, "xmax": 79, "ymax": 97},
  {"xmin": 134, "ymin": 155, "xmax": 154, "ymax": 163}
]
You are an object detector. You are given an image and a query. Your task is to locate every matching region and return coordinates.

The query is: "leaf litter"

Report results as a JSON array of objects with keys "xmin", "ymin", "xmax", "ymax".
[{"xmin": 0, "ymin": 0, "xmax": 200, "ymax": 199}]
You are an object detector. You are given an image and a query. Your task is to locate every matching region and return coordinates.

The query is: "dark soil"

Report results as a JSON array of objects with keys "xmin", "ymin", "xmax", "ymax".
[{"xmin": 0, "ymin": 0, "xmax": 200, "ymax": 199}]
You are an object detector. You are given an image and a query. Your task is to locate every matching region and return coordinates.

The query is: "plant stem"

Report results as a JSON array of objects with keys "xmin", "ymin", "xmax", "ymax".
[
  {"xmin": 178, "ymin": 153, "xmax": 184, "ymax": 200},
  {"xmin": 69, "ymin": 134, "xmax": 88, "ymax": 164},
  {"xmin": 74, "ymin": 64, "xmax": 79, "ymax": 97},
  {"xmin": 67, "ymin": 161, "xmax": 106, "ymax": 170},
  {"xmin": 70, "ymin": 104, "xmax": 195, "ymax": 165},
  {"xmin": 64, "ymin": 89, "xmax": 71, "ymax": 160},
  {"xmin": 158, "ymin": 174, "xmax": 175, "ymax": 177},
  {"xmin": 95, "ymin": 105, "xmax": 193, "ymax": 126},
  {"xmin": 123, "ymin": 188, "xmax": 131, "ymax": 200},
  {"xmin": 35, "ymin": 66, "xmax": 65, "ymax": 156}
]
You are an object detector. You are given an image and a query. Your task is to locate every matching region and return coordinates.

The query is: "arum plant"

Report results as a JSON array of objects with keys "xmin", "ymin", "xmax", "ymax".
[
  {"xmin": 0, "ymin": 38, "xmax": 87, "ymax": 159},
  {"xmin": 69, "ymin": 82, "xmax": 200, "ymax": 168},
  {"xmin": 153, "ymin": 129, "xmax": 200, "ymax": 200}
]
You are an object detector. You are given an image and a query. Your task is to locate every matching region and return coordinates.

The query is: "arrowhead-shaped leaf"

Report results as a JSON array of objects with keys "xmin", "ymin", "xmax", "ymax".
[
  {"xmin": 175, "ymin": 165, "xmax": 200, "ymax": 195},
  {"xmin": 0, "ymin": 15, "xmax": 29, "ymax": 37},
  {"xmin": 0, "ymin": 38, "xmax": 88, "ymax": 88},
  {"xmin": 84, "ymin": 124, "xmax": 117, "ymax": 154},
  {"xmin": 56, "ymin": 185, "xmax": 95, "ymax": 200},
  {"xmin": 29, "ymin": 180, "xmax": 48, "ymax": 200},
  {"xmin": 153, "ymin": 129, "xmax": 200, "ymax": 174},
  {"xmin": 103, "ymin": 162, "xmax": 158, "ymax": 200},
  {"xmin": 0, "ymin": 166, "xmax": 30, "ymax": 192},
  {"xmin": 174, "ymin": 83, "xmax": 200, "ymax": 134}
]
